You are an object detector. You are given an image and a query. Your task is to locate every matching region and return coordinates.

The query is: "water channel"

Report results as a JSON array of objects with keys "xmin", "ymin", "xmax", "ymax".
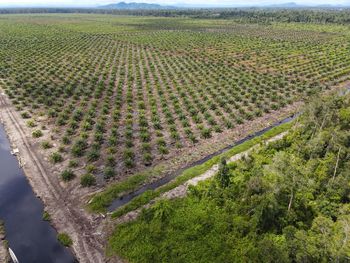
[
  {"xmin": 108, "ymin": 115, "xmax": 295, "ymax": 211},
  {"xmin": 0, "ymin": 124, "xmax": 75, "ymax": 263}
]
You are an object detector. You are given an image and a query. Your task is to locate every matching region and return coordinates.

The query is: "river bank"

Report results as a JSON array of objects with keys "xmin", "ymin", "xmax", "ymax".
[
  {"xmin": 0, "ymin": 221, "xmax": 9, "ymax": 263},
  {"xmin": 93, "ymin": 82, "xmax": 350, "ymax": 217},
  {"xmin": 0, "ymin": 91, "xmax": 110, "ymax": 262},
  {"xmin": 0, "ymin": 123, "xmax": 76, "ymax": 262},
  {"xmin": 114, "ymin": 130, "xmax": 290, "ymax": 224},
  {"xmin": 1, "ymin": 77, "xmax": 348, "ymax": 263}
]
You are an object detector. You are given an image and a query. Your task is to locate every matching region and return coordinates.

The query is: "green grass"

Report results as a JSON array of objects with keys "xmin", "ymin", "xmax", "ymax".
[
  {"xmin": 0, "ymin": 220, "xmax": 5, "ymax": 237},
  {"xmin": 2, "ymin": 14, "xmax": 349, "ymax": 217},
  {"xmin": 107, "ymin": 94, "xmax": 350, "ymax": 263},
  {"xmin": 42, "ymin": 211, "xmax": 51, "ymax": 221},
  {"xmin": 88, "ymin": 165, "xmax": 166, "ymax": 213},
  {"xmin": 57, "ymin": 233, "xmax": 73, "ymax": 247},
  {"xmin": 88, "ymin": 120, "xmax": 293, "ymax": 215}
]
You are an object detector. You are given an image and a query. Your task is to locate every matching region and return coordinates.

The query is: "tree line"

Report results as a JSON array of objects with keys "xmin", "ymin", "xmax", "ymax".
[
  {"xmin": 0, "ymin": 8, "xmax": 350, "ymax": 24},
  {"xmin": 109, "ymin": 93, "xmax": 350, "ymax": 262}
]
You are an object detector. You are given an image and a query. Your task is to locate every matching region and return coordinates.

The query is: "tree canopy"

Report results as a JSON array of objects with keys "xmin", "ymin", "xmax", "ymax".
[{"xmin": 109, "ymin": 93, "xmax": 350, "ymax": 262}]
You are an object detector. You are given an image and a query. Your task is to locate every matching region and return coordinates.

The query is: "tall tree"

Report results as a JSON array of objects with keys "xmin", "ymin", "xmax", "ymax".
[{"xmin": 217, "ymin": 157, "xmax": 230, "ymax": 188}]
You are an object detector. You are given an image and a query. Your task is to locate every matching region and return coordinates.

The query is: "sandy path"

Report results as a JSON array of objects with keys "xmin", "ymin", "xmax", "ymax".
[
  {"xmin": 0, "ymin": 241, "xmax": 8, "ymax": 263},
  {"xmin": 116, "ymin": 131, "xmax": 288, "ymax": 224},
  {"xmin": 0, "ymin": 90, "xmax": 119, "ymax": 263},
  {"xmin": 0, "ymin": 223, "xmax": 9, "ymax": 263},
  {"xmin": 163, "ymin": 131, "xmax": 287, "ymax": 199}
]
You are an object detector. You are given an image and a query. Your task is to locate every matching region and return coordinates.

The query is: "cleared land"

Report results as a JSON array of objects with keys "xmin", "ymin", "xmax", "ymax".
[
  {"xmin": 109, "ymin": 93, "xmax": 350, "ymax": 262},
  {"xmin": 1, "ymin": 13, "xmax": 350, "ymax": 261},
  {"xmin": 114, "ymin": 130, "xmax": 290, "ymax": 224},
  {"xmin": 0, "ymin": 222, "xmax": 9, "ymax": 263},
  {"xmin": 0, "ymin": 88, "xmax": 107, "ymax": 262},
  {"xmin": 1, "ymin": 15, "xmax": 350, "ymax": 190}
]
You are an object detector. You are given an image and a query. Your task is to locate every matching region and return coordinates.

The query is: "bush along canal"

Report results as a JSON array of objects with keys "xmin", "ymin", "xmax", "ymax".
[
  {"xmin": 0, "ymin": 124, "xmax": 75, "ymax": 263},
  {"xmin": 107, "ymin": 115, "xmax": 296, "ymax": 212}
]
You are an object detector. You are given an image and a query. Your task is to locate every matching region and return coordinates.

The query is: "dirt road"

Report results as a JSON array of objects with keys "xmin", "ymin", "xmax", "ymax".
[
  {"xmin": 0, "ymin": 91, "xmax": 116, "ymax": 263},
  {"xmin": 0, "ymin": 241, "xmax": 8, "ymax": 263},
  {"xmin": 0, "ymin": 222, "xmax": 9, "ymax": 263}
]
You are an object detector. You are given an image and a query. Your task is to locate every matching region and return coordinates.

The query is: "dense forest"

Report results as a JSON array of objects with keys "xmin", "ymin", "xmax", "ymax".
[
  {"xmin": 109, "ymin": 93, "xmax": 350, "ymax": 262},
  {"xmin": 0, "ymin": 8, "xmax": 350, "ymax": 24}
]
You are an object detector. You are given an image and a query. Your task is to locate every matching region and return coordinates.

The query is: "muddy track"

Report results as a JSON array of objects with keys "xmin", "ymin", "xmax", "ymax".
[{"xmin": 0, "ymin": 93, "xmax": 109, "ymax": 263}]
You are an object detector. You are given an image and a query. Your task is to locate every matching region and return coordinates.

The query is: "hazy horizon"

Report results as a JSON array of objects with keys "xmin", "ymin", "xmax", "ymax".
[{"xmin": 0, "ymin": 0, "xmax": 349, "ymax": 8}]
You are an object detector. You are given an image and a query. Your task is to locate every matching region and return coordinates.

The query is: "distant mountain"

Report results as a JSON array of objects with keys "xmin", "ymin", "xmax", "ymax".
[
  {"xmin": 99, "ymin": 2, "xmax": 176, "ymax": 10},
  {"xmin": 263, "ymin": 2, "xmax": 300, "ymax": 8}
]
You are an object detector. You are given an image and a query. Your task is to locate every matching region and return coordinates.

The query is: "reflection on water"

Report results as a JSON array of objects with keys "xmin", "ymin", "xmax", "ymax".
[{"xmin": 0, "ymin": 124, "xmax": 75, "ymax": 263}]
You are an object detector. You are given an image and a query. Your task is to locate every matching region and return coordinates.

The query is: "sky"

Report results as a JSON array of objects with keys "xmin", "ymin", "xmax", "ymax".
[{"xmin": 0, "ymin": 0, "xmax": 349, "ymax": 8}]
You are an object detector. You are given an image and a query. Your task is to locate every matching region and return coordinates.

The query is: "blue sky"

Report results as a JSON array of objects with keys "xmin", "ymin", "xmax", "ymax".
[{"xmin": 0, "ymin": 0, "xmax": 349, "ymax": 7}]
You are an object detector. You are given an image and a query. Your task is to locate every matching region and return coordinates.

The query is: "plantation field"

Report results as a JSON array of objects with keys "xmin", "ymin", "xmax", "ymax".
[
  {"xmin": 1, "ymin": 14, "xmax": 350, "ymax": 189},
  {"xmin": 110, "ymin": 93, "xmax": 350, "ymax": 262}
]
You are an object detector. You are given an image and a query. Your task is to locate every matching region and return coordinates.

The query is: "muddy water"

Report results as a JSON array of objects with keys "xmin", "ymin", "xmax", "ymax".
[
  {"xmin": 108, "ymin": 115, "xmax": 295, "ymax": 211},
  {"xmin": 0, "ymin": 125, "xmax": 75, "ymax": 263}
]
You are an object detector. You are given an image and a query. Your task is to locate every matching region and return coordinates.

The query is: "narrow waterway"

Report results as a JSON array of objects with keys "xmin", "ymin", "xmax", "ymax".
[
  {"xmin": 108, "ymin": 85, "xmax": 350, "ymax": 212},
  {"xmin": 0, "ymin": 125, "xmax": 75, "ymax": 263},
  {"xmin": 108, "ymin": 115, "xmax": 295, "ymax": 211}
]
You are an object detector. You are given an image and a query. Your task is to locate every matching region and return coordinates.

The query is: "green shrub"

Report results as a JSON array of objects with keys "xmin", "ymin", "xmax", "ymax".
[
  {"xmin": 62, "ymin": 136, "xmax": 70, "ymax": 145},
  {"xmin": 50, "ymin": 152, "xmax": 63, "ymax": 163},
  {"xmin": 68, "ymin": 159, "xmax": 79, "ymax": 168},
  {"xmin": 61, "ymin": 169, "xmax": 75, "ymax": 181},
  {"xmin": 71, "ymin": 139, "xmax": 87, "ymax": 157},
  {"xmin": 41, "ymin": 141, "xmax": 52, "ymax": 149},
  {"xmin": 104, "ymin": 167, "xmax": 115, "ymax": 179},
  {"xmin": 125, "ymin": 158, "xmax": 135, "ymax": 168},
  {"xmin": 21, "ymin": 112, "xmax": 31, "ymax": 119},
  {"xmin": 143, "ymin": 153, "xmax": 153, "ymax": 165},
  {"xmin": 86, "ymin": 164, "xmax": 96, "ymax": 173},
  {"xmin": 87, "ymin": 149, "xmax": 100, "ymax": 162},
  {"xmin": 42, "ymin": 211, "xmax": 51, "ymax": 221},
  {"xmin": 106, "ymin": 155, "xmax": 115, "ymax": 167},
  {"xmin": 32, "ymin": 130, "xmax": 43, "ymax": 138},
  {"xmin": 57, "ymin": 233, "xmax": 72, "ymax": 247},
  {"xmin": 81, "ymin": 173, "xmax": 96, "ymax": 187},
  {"xmin": 123, "ymin": 149, "xmax": 134, "ymax": 159},
  {"xmin": 26, "ymin": 120, "xmax": 36, "ymax": 127},
  {"xmin": 158, "ymin": 146, "xmax": 169, "ymax": 155},
  {"xmin": 200, "ymin": 128, "xmax": 212, "ymax": 139}
]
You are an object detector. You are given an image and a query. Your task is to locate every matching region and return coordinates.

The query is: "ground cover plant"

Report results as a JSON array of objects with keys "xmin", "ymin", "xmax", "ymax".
[
  {"xmin": 1, "ymin": 14, "xmax": 350, "ymax": 196},
  {"xmin": 108, "ymin": 93, "xmax": 350, "ymax": 262}
]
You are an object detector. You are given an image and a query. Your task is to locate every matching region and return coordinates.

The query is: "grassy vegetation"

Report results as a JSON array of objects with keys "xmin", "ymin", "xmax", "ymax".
[
  {"xmin": 108, "ymin": 94, "xmax": 350, "ymax": 262},
  {"xmin": 80, "ymin": 173, "xmax": 96, "ymax": 187},
  {"xmin": 60, "ymin": 170, "xmax": 75, "ymax": 181},
  {"xmin": 1, "ymin": 14, "xmax": 350, "ymax": 190},
  {"xmin": 31, "ymin": 129, "xmax": 43, "ymax": 138},
  {"xmin": 0, "ymin": 220, "xmax": 5, "ymax": 237},
  {"xmin": 88, "ymin": 165, "xmax": 165, "ymax": 212},
  {"xmin": 42, "ymin": 211, "xmax": 51, "ymax": 221},
  {"xmin": 89, "ymin": 121, "xmax": 292, "ymax": 213},
  {"xmin": 110, "ymin": 121, "xmax": 293, "ymax": 217},
  {"xmin": 1, "ymin": 10, "xmax": 350, "ymax": 263},
  {"xmin": 57, "ymin": 233, "xmax": 73, "ymax": 247}
]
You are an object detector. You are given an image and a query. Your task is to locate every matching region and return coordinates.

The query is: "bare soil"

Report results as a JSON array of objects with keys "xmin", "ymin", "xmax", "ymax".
[
  {"xmin": 0, "ymin": 223, "xmax": 9, "ymax": 263},
  {"xmin": 0, "ymin": 78, "xmax": 299, "ymax": 263},
  {"xmin": 115, "ymin": 132, "xmax": 289, "ymax": 225},
  {"xmin": 0, "ymin": 92, "xmax": 122, "ymax": 263},
  {"xmin": 163, "ymin": 132, "xmax": 288, "ymax": 199},
  {"xmin": 0, "ymin": 240, "xmax": 9, "ymax": 263},
  {"xmin": 0, "ymin": 76, "xmax": 347, "ymax": 263}
]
